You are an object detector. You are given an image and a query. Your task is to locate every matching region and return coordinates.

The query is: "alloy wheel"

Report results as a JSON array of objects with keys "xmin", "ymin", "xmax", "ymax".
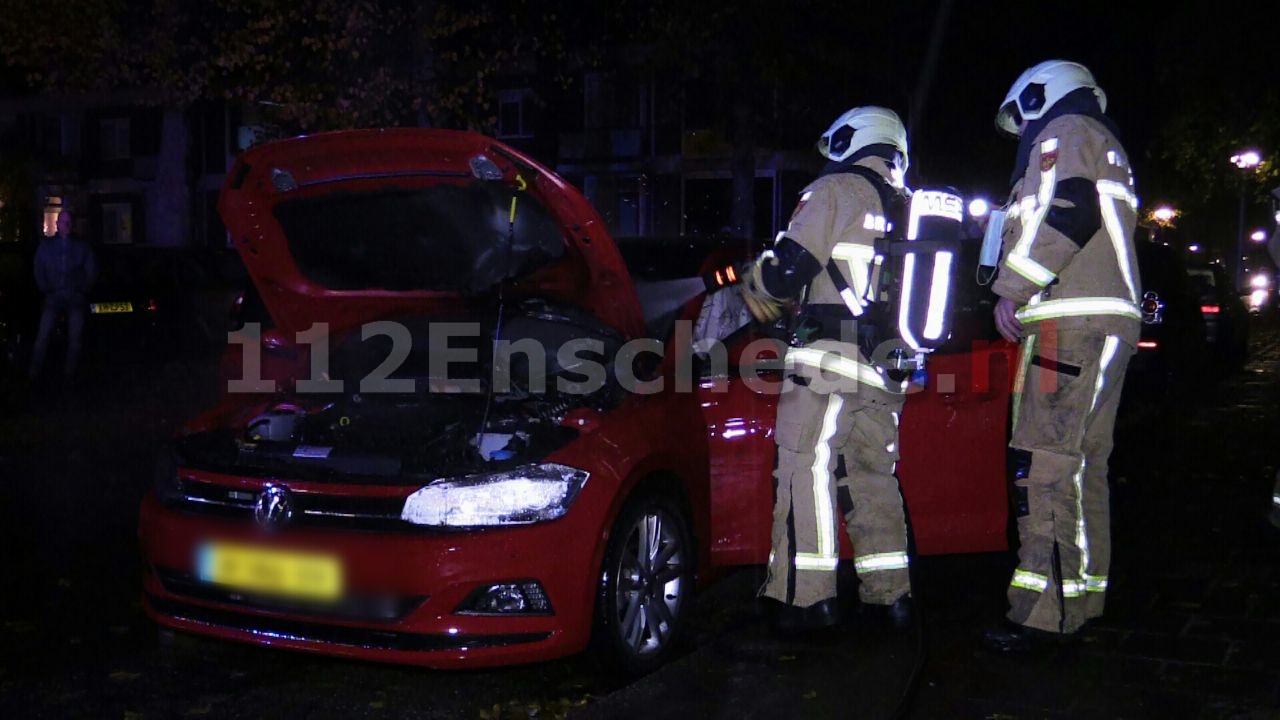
[{"xmin": 610, "ymin": 506, "xmax": 686, "ymax": 658}]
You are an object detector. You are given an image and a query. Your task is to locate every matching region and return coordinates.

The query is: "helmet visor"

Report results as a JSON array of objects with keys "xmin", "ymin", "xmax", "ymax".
[{"xmin": 995, "ymin": 100, "xmax": 1023, "ymax": 137}]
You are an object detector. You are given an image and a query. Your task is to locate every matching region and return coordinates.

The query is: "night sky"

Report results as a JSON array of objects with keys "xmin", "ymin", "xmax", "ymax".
[
  {"xmin": 2, "ymin": 0, "xmax": 1277, "ymax": 251},
  {"xmin": 844, "ymin": 1, "xmax": 1280, "ymax": 224}
]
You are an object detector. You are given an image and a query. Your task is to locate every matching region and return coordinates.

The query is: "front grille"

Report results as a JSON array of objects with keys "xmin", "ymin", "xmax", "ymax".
[
  {"xmin": 171, "ymin": 478, "xmax": 413, "ymax": 531},
  {"xmin": 156, "ymin": 568, "xmax": 427, "ymax": 624},
  {"xmin": 147, "ymin": 594, "xmax": 550, "ymax": 652}
]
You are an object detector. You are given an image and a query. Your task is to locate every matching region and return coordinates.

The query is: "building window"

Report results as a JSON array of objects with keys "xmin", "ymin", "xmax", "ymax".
[
  {"xmin": 100, "ymin": 117, "xmax": 131, "ymax": 161},
  {"xmin": 101, "ymin": 201, "xmax": 134, "ymax": 244},
  {"xmin": 616, "ymin": 188, "xmax": 640, "ymax": 237},
  {"xmin": 42, "ymin": 196, "xmax": 62, "ymax": 237},
  {"xmin": 496, "ymin": 89, "xmax": 533, "ymax": 139},
  {"xmin": 583, "ymin": 72, "xmax": 643, "ymax": 131},
  {"xmin": 584, "ymin": 73, "xmax": 607, "ymax": 130}
]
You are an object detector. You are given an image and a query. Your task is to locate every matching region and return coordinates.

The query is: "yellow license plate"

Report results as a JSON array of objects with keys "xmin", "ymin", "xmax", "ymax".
[
  {"xmin": 91, "ymin": 302, "xmax": 133, "ymax": 314},
  {"xmin": 197, "ymin": 543, "xmax": 343, "ymax": 601}
]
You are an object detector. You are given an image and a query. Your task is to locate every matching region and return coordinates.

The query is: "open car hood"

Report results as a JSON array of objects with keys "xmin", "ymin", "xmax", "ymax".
[{"xmin": 220, "ymin": 129, "xmax": 645, "ymax": 339}]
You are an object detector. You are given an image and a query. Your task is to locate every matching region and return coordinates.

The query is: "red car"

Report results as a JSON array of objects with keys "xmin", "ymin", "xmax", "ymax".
[{"xmin": 139, "ymin": 129, "xmax": 1015, "ymax": 674}]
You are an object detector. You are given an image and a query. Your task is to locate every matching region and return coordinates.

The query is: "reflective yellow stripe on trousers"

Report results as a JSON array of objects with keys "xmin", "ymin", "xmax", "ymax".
[
  {"xmin": 1070, "ymin": 335, "xmax": 1121, "ymax": 595},
  {"xmin": 854, "ymin": 551, "xmax": 909, "ymax": 573},
  {"xmin": 1011, "ymin": 334, "xmax": 1038, "ymax": 430},
  {"xmin": 1011, "ymin": 569, "xmax": 1048, "ymax": 593},
  {"xmin": 796, "ymin": 393, "xmax": 843, "ymax": 574}
]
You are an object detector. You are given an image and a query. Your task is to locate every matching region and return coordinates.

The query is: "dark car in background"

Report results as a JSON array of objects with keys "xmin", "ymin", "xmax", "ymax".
[
  {"xmin": 1127, "ymin": 234, "xmax": 1206, "ymax": 396},
  {"xmin": 1186, "ymin": 260, "xmax": 1249, "ymax": 367},
  {"xmin": 83, "ymin": 246, "xmax": 245, "ymax": 361},
  {"xmin": 3, "ymin": 241, "xmax": 242, "ymax": 375},
  {"xmin": 82, "ymin": 247, "xmax": 168, "ymax": 361}
]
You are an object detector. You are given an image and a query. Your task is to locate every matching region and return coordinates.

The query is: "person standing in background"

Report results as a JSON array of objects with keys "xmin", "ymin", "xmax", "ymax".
[{"xmin": 29, "ymin": 207, "xmax": 96, "ymax": 384}]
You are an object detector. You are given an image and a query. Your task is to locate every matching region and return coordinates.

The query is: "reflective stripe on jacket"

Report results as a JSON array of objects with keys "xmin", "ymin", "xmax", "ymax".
[
  {"xmin": 993, "ymin": 115, "xmax": 1141, "ymax": 346},
  {"xmin": 786, "ymin": 156, "xmax": 905, "ymax": 317}
]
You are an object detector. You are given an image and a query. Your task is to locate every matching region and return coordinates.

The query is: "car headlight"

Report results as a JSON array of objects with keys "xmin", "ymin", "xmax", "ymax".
[{"xmin": 400, "ymin": 463, "xmax": 589, "ymax": 527}]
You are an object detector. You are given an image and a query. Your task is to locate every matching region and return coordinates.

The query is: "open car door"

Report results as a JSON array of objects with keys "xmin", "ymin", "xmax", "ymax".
[{"xmin": 701, "ymin": 320, "xmax": 1017, "ymax": 564}]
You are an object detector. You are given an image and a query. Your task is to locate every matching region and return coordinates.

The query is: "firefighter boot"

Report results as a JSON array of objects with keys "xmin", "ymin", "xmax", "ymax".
[
  {"xmin": 982, "ymin": 618, "xmax": 1079, "ymax": 654},
  {"xmin": 764, "ymin": 596, "xmax": 841, "ymax": 636},
  {"xmin": 856, "ymin": 592, "xmax": 914, "ymax": 632}
]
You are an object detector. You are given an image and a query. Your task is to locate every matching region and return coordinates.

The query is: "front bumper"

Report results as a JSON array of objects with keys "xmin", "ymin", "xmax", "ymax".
[{"xmin": 138, "ymin": 491, "xmax": 602, "ymax": 668}]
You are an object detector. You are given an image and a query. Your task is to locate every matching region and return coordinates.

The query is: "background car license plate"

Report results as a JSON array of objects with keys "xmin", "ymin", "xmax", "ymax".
[
  {"xmin": 196, "ymin": 543, "xmax": 343, "ymax": 601},
  {"xmin": 90, "ymin": 302, "xmax": 133, "ymax": 314}
]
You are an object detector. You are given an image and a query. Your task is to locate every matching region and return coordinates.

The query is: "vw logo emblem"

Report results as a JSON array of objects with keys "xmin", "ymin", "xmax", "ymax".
[{"xmin": 254, "ymin": 485, "xmax": 293, "ymax": 528}]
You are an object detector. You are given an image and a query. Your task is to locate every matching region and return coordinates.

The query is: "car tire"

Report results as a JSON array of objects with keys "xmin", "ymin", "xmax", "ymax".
[{"xmin": 594, "ymin": 489, "xmax": 695, "ymax": 678}]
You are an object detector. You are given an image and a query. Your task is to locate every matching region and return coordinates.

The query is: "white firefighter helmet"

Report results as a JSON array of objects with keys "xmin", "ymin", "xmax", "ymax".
[
  {"xmin": 817, "ymin": 106, "xmax": 908, "ymax": 167},
  {"xmin": 995, "ymin": 60, "xmax": 1107, "ymax": 137}
]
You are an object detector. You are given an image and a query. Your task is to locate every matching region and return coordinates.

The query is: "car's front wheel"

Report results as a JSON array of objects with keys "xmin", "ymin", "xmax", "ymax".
[{"xmin": 595, "ymin": 491, "xmax": 694, "ymax": 677}]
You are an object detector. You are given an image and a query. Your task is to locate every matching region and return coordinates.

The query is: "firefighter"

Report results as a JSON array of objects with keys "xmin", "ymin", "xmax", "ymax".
[
  {"xmin": 743, "ymin": 106, "xmax": 914, "ymax": 632},
  {"xmin": 982, "ymin": 60, "xmax": 1141, "ymax": 652}
]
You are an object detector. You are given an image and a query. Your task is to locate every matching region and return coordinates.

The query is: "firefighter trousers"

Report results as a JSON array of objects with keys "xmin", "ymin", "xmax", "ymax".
[
  {"xmin": 1007, "ymin": 329, "xmax": 1133, "ymax": 634},
  {"xmin": 761, "ymin": 363, "xmax": 910, "ymax": 609}
]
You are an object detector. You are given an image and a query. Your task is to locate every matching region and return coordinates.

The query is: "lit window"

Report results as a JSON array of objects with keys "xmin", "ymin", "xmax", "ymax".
[{"xmin": 42, "ymin": 196, "xmax": 62, "ymax": 237}]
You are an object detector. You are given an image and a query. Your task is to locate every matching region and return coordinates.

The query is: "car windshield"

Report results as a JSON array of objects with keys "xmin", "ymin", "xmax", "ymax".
[{"xmin": 273, "ymin": 181, "xmax": 567, "ymax": 294}]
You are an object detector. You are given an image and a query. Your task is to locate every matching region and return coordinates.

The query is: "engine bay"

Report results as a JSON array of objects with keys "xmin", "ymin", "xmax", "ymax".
[{"xmin": 175, "ymin": 299, "xmax": 627, "ymax": 484}]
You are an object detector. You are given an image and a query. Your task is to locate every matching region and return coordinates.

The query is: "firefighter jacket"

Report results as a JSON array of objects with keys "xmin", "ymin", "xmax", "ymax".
[
  {"xmin": 781, "ymin": 155, "xmax": 909, "ymax": 400},
  {"xmin": 992, "ymin": 114, "xmax": 1142, "ymax": 347}
]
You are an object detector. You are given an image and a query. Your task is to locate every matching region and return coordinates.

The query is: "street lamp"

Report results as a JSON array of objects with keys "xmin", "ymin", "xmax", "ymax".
[
  {"xmin": 1231, "ymin": 150, "xmax": 1263, "ymax": 291},
  {"xmin": 1231, "ymin": 151, "xmax": 1262, "ymax": 170},
  {"xmin": 968, "ymin": 198, "xmax": 989, "ymax": 218},
  {"xmin": 1251, "ymin": 229, "xmax": 1267, "ymax": 243},
  {"xmin": 1152, "ymin": 205, "xmax": 1177, "ymax": 224}
]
